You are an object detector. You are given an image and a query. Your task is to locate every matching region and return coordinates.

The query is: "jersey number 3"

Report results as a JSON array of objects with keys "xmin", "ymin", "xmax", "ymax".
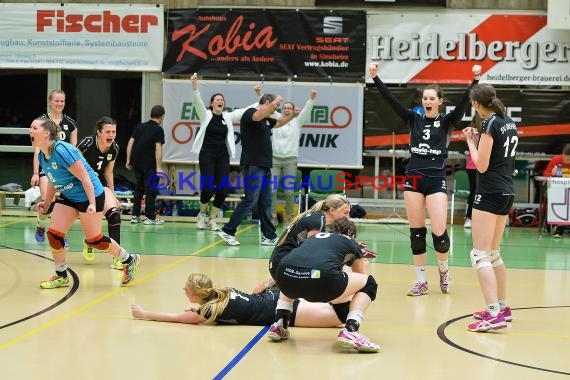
[{"xmin": 503, "ymin": 136, "xmax": 518, "ymax": 157}]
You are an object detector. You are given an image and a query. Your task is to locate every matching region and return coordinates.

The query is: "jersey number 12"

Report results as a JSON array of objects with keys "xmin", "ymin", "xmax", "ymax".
[{"xmin": 503, "ymin": 136, "xmax": 518, "ymax": 157}]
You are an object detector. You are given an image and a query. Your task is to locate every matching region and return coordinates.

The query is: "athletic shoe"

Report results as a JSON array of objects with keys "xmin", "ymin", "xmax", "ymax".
[
  {"xmin": 464, "ymin": 217, "xmax": 472, "ymax": 228},
  {"xmin": 40, "ymin": 274, "xmax": 69, "ymax": 289},
  {"xmin": 143, "ymin": 218, "xmax": 164, "ymax": 225},
  {"xmin": 111, "ymin": 257, "xmax": 124, "ymax": 271},
  {"xmin": 439, "ymin": 269, "xmax": 451, "ymax": 293},
  {"xmin": 267, "ymin": 323, "xmax": 290, "ymax": 341},
  {"xmin": 83, "ymin": 240, "xmax": 95, "ymax": 262},
  {"xmin": 131, "ymin": 216, "xmax": 140, "ymax": 224},
  {"xmin": 337, "ymin": 328, "xmax": 380, "ymax": 353},
  {"xmin": 467, "ymin": 311, "xmax": 507, "ymax": 332},
  {"xmin": 473, "ymin": 306, "xmax": 512, "ymax": 322},
  {"xmin": 207, "ymin": 219, "xmax": 220, "ymax": 231},
  {"xmin": 35, "ymin": 227, "xmax": 45, "ymax": 243},
  {"xmin": 196, "ymin": 213, "xmax": 208, "ymax": 229},
  {"xmin": 261, "ymin": 236, "xmax": 279, "ymax": 246},
  {"xmin": 406, "ymin": 281, "xmax": 428, "ymax": 296},
  {"xmin": 218, "ymin": 230, "xmax": 240, "ymax": 246},
  {"xmin": 553, "ymin": 227, "xmax": 563, "ymax": 238},
  {"xmin": 122, "ymin": 254, "xmax": 140, "ymax": 286}
]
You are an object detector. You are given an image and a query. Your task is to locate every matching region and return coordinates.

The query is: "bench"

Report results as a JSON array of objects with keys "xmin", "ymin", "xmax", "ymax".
[{"xmin": 0, "ymin": 191, "xmax": 242, "ymax": 223}]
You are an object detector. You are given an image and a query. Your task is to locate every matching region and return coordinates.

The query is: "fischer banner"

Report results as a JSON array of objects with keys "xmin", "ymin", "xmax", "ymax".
[
  {"xmin": 366, "ymin": 11, "xmax": 570, "ymax": 86},
  {"xmin": 0, "ymin": 3, "xmax": 163, "ymax": 70},
  {"xmin": 163, "ymin": 80, "xmax": 364, "ymax": 168},
  {"xmin": 163, "ymin": 9, "xmax": 366, "ymax": 79}
]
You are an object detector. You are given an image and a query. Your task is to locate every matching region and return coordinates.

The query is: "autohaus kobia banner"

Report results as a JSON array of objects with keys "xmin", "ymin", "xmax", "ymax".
[
  {"xmin": 0, "ymin": 3, "xmax": 163, "ymax": 70},
  {"xmin": 163, "ymin": 9, "xmax": 366, "ymax": 78},
  {"xmin": 366, "ymin": 10, "xmax": 570, "ymax": 86}
]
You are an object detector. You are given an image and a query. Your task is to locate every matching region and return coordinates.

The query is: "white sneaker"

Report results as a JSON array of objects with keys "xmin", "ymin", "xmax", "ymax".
[
  {"xmin": 464, "ymin": 217, "xmax": 472, "ymax": 228},
  {"xmin": 131, "ymin": 216, "xmax": 140, "ymax": 224},
  {"xmin": 197, "ymin": 213, "xmax": 208, "ymax": 229},
  {"xmin": 261, "ymin": 236, "xmax": 279, "ymax": 246},
  {"xmin": 207, "ymin": 219, "xmax": 220, "ymax": 231},
  {"xmin": 143, "ymin": 218, "xmax": 164, "ymax": 225},
  {"xmin": 218, "ymin": 230, "xmax": 240, "ymax": 246}
]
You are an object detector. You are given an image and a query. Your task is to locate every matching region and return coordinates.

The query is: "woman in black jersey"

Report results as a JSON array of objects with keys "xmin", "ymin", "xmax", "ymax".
[
  {"xmin": 462, "ymin": 84, "xmax": 516, "ymax": 332},
  {"xmin": 252, "ymin": 193, "xmax": 352, "ymax": 293},
  {"xmin": 267, "ymin": 218, "xmax": 380, "ymax": 353},
  {"xmin": 190, "ymin": 74, "xmax": 256, "ymax": 232},
  {"xmin": 77, "ymin": 117, "xmax": 123, "ymax": 270},
  {"xmin": 131, "ymin": 273, "xmax": 344, "ymax": 327},
  {"xmin": 31, "ymin": 90, "xmax": 78, "ymax": 246},
  {"xmin": 369, "ymin": 62, "xmax": 481, "ymax": 297}
]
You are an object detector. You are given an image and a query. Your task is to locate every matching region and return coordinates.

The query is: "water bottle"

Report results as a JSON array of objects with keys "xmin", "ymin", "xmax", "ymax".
[{"xmin": 555, "ymin": 162, "xmax": 563, "ymax": 177}]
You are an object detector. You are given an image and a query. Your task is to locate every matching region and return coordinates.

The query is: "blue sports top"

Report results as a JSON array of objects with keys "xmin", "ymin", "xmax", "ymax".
[{"xmin": 39, "ymin": 140, "xmax": 104, "ymax": 202}]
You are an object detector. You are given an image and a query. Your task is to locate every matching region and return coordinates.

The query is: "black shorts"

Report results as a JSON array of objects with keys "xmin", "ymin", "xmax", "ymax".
[
  {"xmin": 473, "ymin": 193, "xmax": 515, "ymax": 215},
  {"xmin": 269, "ymin": 248, "xmax": 288, "ymax": 279},
  {"xmin": 39, "ymin": 164, "xmax": 46, "ymax": 178},
  {"xmin": 55, "ymin": 192, "xmax": 106, "ymax": 213},
  {"xmin": 404, "ymin": 175, "xmax": 447, "ymax": 196},
  {"xmin": 275, "ymin": 264, "xmax": 348, "ymax": 302}
]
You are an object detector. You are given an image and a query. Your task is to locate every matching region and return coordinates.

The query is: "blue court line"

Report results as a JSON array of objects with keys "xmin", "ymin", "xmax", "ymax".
[{"xmin": 213, "ymin": 326, "xmax": 270, "ymax": 380}]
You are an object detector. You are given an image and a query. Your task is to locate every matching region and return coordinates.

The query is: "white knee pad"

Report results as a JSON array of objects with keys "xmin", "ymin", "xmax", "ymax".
[
  {"xmin": 490, "ymin": 249, "xmax": 504, "ymax": 267},
  {"xmin": 470, "ymin": 249, "xmax": 492, "ymax": 270}
]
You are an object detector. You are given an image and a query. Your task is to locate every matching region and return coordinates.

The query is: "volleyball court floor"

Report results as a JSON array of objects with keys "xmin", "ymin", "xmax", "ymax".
[{"xmin": 0, "ymin": 216, "xmax": 568, "ymax": 379}]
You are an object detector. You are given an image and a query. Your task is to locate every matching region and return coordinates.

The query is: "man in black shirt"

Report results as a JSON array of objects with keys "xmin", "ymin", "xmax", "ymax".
[
  {"xmin": 218, "ymin": 94, "xmax": 294, "ymax": 246},
  {"xmin": 126, "ymin": 105, "xmax": 166, "ymax": 225}
]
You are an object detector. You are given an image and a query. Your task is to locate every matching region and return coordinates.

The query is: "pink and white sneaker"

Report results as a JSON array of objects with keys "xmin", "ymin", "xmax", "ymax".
[
  {"xmin": 473, "ymin": 306, "xmax": 512, "ymax": 322},
  {"xmin": 267, "ymin": 323, "xmax": 290, "ymax": 341},
  {"xmin": 406, "ymin": 281, "xmax": 428, "ymax": 296},
  {"xmin": 337, "ymin": 328, "xmax": 380, "ymax": 353},
  {"xmin": 439, "ymin": 269, "xmax": 451, "ymax": 293},
  {"xmin": 467, "ymin": 311, "xmax": 507, "ymax": 332}
]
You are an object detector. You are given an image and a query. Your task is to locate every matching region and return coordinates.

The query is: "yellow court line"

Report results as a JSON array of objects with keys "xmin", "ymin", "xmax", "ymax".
[
  {"xmin": 0, "ymin": 224, "xmax": 256, "ymax": 351},
  {"xmin": 0, "ymin": 219, "xmax": 31, "ymax": 228}
]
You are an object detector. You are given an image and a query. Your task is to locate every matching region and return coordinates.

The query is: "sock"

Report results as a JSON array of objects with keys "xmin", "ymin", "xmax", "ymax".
[
  {"xmin": 415, "ymin": 266, "xmax": 426, "ymax": 283},
  {"xmin": 55, "ymin": 262, "xmax": 68, "ymax": 278},
  {"xmin": 498, "ymin": 299, "xmax": 508, "ymax": 310},
  {"xmin": 345, "ymin": 310, "xmax": 364, "ymax": 332},
  {"xmin": 438, "ymin": 260, "xmax": 449, "ymax": 273},
  {"xmin": 37, "ymin": 214, "xmax": 48, "ymax": 230},
  {"xmin": 487, "ymin": 302, "xmax": 500, "ymax": 317},
  {"xmin": 118, "ymin": 247, "xmax": 130, "ymax": 263}
]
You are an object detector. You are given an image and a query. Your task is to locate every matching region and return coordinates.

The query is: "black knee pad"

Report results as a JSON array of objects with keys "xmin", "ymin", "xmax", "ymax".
[
  {"xmin": 432, "ymin": 230, "xmax": 450, "ymax": 253},
  {"xmin": 331, "ymin": 301, "xmax": 350, "ymax": 323},
  {"xmin": 86, "ymin": 234, "xmax": 112, "ymax": 251},
  {"xmin": 358, "ymin": 275, "xmax": 378, "ymax": 301},
  {"xmin": 275, "ymin": 309, "xmax": 292, "ymax": 328},
  {"xmin": 105, "ymin": 207, "xmax": 121, "ymax": 226},
  {"xmin": 47, "ymin": 229, "xmax": 66, "ymax": 251},
  {"xmin": 410, "ymin": 227, "xmax": 427, "ymax": 255}
]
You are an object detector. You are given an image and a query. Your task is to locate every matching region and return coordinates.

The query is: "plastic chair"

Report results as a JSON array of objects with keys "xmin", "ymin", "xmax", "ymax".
[
  {"xmin": 450, "ymin": 169, "xmax": 471, "ymax": 225},
  {"xmin": 305, "ymin": 169, "xmax": 346, "ymax": 209}
]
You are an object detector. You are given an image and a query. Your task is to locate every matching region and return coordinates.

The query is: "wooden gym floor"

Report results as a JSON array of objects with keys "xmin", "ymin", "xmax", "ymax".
[{"xmin": 0, "ymin": 216, "xmax": 569, "ymax": 379}]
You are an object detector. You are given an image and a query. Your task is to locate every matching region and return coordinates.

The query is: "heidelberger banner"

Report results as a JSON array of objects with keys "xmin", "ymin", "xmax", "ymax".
[
  {"xmin": 163, "ymin": 9, "xmax": 366, "ymax": 78},
  {"xmin": 364, "ymin": 87, "xmax": 570, "ymax": 153},
  {"xmin": 0, "ymin": 3, "xmax": 163, "ymax": 70},
  {"xmin": 163, "ymin": 80, "xmax": 364, "ymax": 168},
  {"xmin": 366, "ymin": 10, "xmax": 570, "ymax": 86}
]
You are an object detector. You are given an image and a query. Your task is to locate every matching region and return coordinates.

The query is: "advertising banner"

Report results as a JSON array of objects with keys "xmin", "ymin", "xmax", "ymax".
[
  {"xmin": 547, "ymin": 178, "xmax": 570, "ymax": 225},
  {"xmin": 0, "ymin": 3, "xmax": 163, "ymax": 70},
  {"xmin": 163, "ymin": 9, "xmax": 366, "ymax": 79},
  {"xmin": 366, "ymin": 11, "xmax": 570, "ymax": 86},
  {"xmin": 163, "ymin": 80, "xmax": 363, "ymax": 168}
]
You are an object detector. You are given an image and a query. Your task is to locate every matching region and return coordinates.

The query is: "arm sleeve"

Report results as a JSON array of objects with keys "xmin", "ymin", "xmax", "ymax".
[
  {"xmin": 372, "ymin": 76, "xmax": 412, "ymax": 122},
  {"xmin": 193, "ymin": 90, "xmax": 208, "ymax": 121},
  {"xmin": 296, "ymin": 99, "xmax": 314, "ymax": 126}
]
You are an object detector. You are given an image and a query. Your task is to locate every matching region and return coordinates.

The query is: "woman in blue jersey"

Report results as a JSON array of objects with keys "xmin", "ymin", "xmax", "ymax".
[
  {"xmin": 131, "ymin": 273, "xmax": 345, "ymax": 328},
  {"xmin": 462, "ymin": 84, "xmax": 516, "ymax": 332},
  {"xmin": 369, "ymin": 62, "xmax": 481, "ymax": 297},
  {"xmin": 30, "ymin": 117, "xmax": 140, "ymax": 289}
]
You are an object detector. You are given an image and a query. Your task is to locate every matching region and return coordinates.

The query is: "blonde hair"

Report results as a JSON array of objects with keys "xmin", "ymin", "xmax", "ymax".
[
  {"xmin": 35, "ymin": 117, "xmax": 59, "ymax": 156},
  {"xmin": 277, "ymin": 193, "xmax": 350, "ymax": 246},
  {"xmin": 185, "ymin": 273, "xmax": 232, "ymax": 323}
]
